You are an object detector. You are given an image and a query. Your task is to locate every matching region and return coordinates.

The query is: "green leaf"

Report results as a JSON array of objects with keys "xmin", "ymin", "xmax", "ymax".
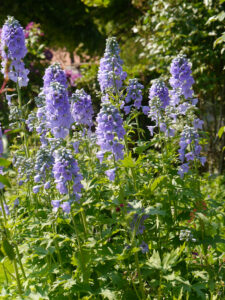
[
  {"xmin": 0, "ymin": 175, "xmax": 11, "ymax": 188},
  {"xmin": 2, "ymin": 239, "xmax": 15, "ymax": 261},
  {"xmin": 146, "ymin": 250, "xmax": 161, "ymax": 270},
  {"xmin": 151, "ymin": 176, "xmax": 166, "ymax": 192},
  {"xmin": 162, "ymin": 249, "xmax": 179, "ymax": 270},
  {"xmin": 100, "ymin": 289, "xmax": 117, "ymax": 300},
  {"xmin": 0, "ymin": 158, "xmax": 11, "ymax": 167},
  {"xmin": 121, "ymin": 156, "xmax": 136, "ymax": 168},
  {"xmin": 218, "ymin": 126, "xmax": 225, "ymax": 138}
]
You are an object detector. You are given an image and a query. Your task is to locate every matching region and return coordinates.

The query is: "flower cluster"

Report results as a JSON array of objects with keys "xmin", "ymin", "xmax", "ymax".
[
  {"xmin": 96, "ymin": 102, "xmax": 125, "ymax": 162},
  {"xmin": 51, "ymin": 200, "xmax": 71, "ymax": 214},
  {"xmin": 148, "ymin": 79, "xmax": 171, "ymax": 137},
  {"xmin": 70, "ymin": 89, "xmax": 94, "ymax": 129},
  {"xmin": 32, "ymin": 146, "xmax": 54, "ymax": 193},
  {"xmin": 0, "ymin": 16, "xmax": 29, "ymax": 87},
  {"xmin": 169, "ymin": 55, "xmax": 195, "ymax": 105},
  {"xmin": 43, "ymin": 63, "xmax": 67, "ymax": 90},
  {"xmin": 52, "ymin": 148, "xmax": 83, "ymax": 199},
  {"xmin": 121, "ymin": 78, "xmax": 149, "ymax": 115},
  {"xmin": 178, "ymin": 125, "xmax": 206, "ymax": 178},
  {"xmin": 98, "ymin": 37, "xmax": 127, "ymax": 93},
  {"xmin": 45, "ymin": 82, "xmax": 72, "ymax": 139},
  {"xmin": 13, "ymin": 154, "xmax": 34, "ymax": 183}
]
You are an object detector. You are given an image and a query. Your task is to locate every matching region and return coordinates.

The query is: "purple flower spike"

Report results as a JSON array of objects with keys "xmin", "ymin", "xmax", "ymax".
[
  {"xmin": 170, "ymin": 55, "xmax": 195, "ymax": 102},
  {"xmin": 96, "ymin": 102, "xmax": 125, "ymax": 162},
  {"xmin": 0, "ymin": 16, "xmax": 29, "ymax": 87},
  {"xmin": 53, "ymin": 147, "xmax": 83, "ymax": 199},
  {"xmin": 98, "ymin": 37, "xmax": 127, "ymax": 93},
  {"xmin": 45, "ymin": 82, "xmax": 72, "ymax": 139}
]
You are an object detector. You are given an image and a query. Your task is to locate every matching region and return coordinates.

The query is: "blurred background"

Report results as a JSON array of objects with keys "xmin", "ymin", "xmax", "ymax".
[{"xmin": 0, "ymin": 0, "xmax": 224, "ymax": 173}]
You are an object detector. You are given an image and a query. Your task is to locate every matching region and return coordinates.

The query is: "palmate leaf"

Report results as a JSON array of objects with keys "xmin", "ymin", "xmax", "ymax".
[{"xmin": 100, "ymin": 288, "xmax": 117, "ymax": 300}]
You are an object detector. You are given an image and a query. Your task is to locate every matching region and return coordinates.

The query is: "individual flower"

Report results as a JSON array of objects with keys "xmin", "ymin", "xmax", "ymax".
[
  {"xmin": 61, "ymin": 201, "xmax": 71, "ymax": 214},
  {"xmin": 52, "ymin": 147, "xmax": 83, "ymax": 199},
  {"xmin": 98, "ymin": 37, "xmax": 127, "ymax": 93},
  {"xmin": 0, "ymin": 16, "xmax": 29, "ymax": 87},
  {"xmin": 0, "ymin": 203, "xmax": 10, "ymax": 215},
  {"xmin": 105, "ymin": 168, "xmax": 116, "ymax": 181},
  {"xmin": 96, "ymin": 102, "xmax": 125, "ymax": 162},
  {"xmin": 45, "ymin": 82, "xmax": 72, "ymax": 139},
  {"xmin": 51, "ymin": 200, "xmax": 61, "ymax": 212},
  {"xmin": 70, "ymin": 89, "xmax": 94, "ymax": 128}
]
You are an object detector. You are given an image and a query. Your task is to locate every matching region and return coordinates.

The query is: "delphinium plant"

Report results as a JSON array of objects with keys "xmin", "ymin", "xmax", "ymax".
[{"xmin": 0, "ymin": 17, "xmax": 224, "ymax": 299}]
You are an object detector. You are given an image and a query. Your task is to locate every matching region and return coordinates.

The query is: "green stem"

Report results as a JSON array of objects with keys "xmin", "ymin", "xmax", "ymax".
[
  {"xmin": 135, "ymin": 114, "xmax": 141, "ymax": 141},
  {"xmin": 0, "ymin": 194, "xmax": 7, "ymax": 224},
  {"xmin": 2, "ymin": 263, "xmax": 9, "ymax": 284},
  {"xmin": 15, "ymin": 244, "xmax": 26, "ymax": 280},
  {"xmin": 71, "ymin": 213, "xmax": 88, "ymax": 283},
  {"xmin": 13, "ymin": 259, "xmax": 23, "ymax": 295},
  {"xmin": 134, "ymin": 252, "xmax": 145, "ymax": 299},
  {"xmin": 80, "ymin": 209, "xmax": 88, "ymax": 238},
  {"xmin": 16, "ymin": 82, "xmax": 29, "ymax": 158}
]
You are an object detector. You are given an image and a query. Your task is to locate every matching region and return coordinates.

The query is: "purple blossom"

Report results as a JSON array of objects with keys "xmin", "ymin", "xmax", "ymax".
[
  {"xmin": 44, "ymin": 49, "xmax": 53, "ymax": 61},
  {"xmin": 44, "ymin": 181, "xmax": 51, "ymax": 189},
  {"xmin": 148, "ymin": 80, "xmax": 171, "ymax": 136},
  {"xmin": 51, "ymin": 200, "xmax": 61, "ymax": 212},
  {"xmin": 122, "ymin": 78, "xmax": 145, "ymax": 114},
  {"xmin": 96, "ymin": 102, "xmax": 125, "ymax": 162},
  {"xmin": 140, "ymin": 241, "xmax": 149, "ymax": 254},
  {"xmin": 33, "ymin": 185, "xmax": 41, "ymax": 194},
  {"xmin": 98, "ymin": 37, "xmax": 127, "ymax": 93},
  {"xmin": 1, "ymin": 16, "xmax": 27, "ymax": 60},
  {"xmin": 61, "ymin": 201, "xmax": 71, "ymax": 214},
  {"xmin": 45, "ymin": 82, "xmax": 72, "ymax": 139},
  {"xmin": 70, "ymin": 89, "xmax": 94, "ymax": 128},
  {"xmin": 0, "ymin": 203, "xmax": 10, "ymax": 216},
  {"xmin": 52, "ymin": 148, "xmax": 83, "ymax": 199},
  {"xmin": 178, "ymin": 125, "xmax": 206, "ymax": 177},
  {"xmin": 149, "ymin": 79, "xmax": 170, "ymax": 109},
  {"xmin": 0, "ymin": 16, "xmax": 29, "ymax": 87},
  {"xmin": 34, "ymin": 145, "xmax": 54, "ymax": 189},
  {"xmin": 72, "ymin": 141, "xmax": 80, "ymax": 153},
  {"xmin": 14, "ymin": 198, "xmax": 19, "ymax": 207},
  {"xmin": 105, "ymin": 168, "xmax": 116, "ymax": 181},
  {"xmin": 43, "ymin": 63, "xmax": 67, "ymax": 91},
  {"xmin": 170, "ymin": 55, "xmax": 195, "ymax": 102}
]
